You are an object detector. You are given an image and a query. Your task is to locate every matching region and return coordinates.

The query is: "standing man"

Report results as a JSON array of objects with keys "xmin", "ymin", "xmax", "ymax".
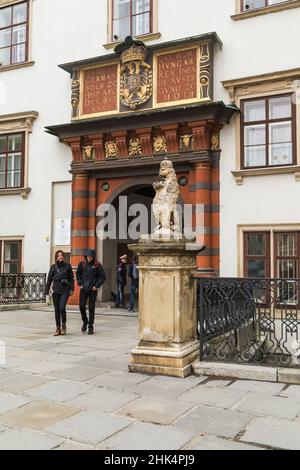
[
  {"xmin": 128, "ymin": 255, "xmax": 139, "ymax": 313},
  {"xmin": 115, "ymin": 254, "xmax": 127, "ymax": 309},
  {"xmin": 76, "ymin": 249, "xmax": 106, "ymax": 335}
]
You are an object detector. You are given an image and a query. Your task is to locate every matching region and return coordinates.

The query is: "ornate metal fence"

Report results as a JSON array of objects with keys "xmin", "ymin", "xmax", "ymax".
[
  {"xmin": 196, "ymin": 278, "xmax": 300, "ymax": 368},
  {"xmin": 0, "ymin": 274, "xmax": 47, "ymax": 305}
]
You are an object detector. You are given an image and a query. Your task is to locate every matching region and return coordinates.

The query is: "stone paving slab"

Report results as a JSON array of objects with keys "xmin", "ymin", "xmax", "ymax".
[
  {"xmin": 0, "ymin": 372, "xmax": 54, "ymax": 393},
  {"xmin": 117, "ymin": 397, "xmax": 195, "ymax": 425},
  {"xmin": 199, "ymin": 379, "xmax": 232, "ymax": 388},
  {"xmin": 280, "ymin": 385, "xmax": 300, "ymax": 398},
  {"xmin": 174, "ymin": 405, "xmax": 253, "ymax": 439},
  {"xmin": 23, "ymin": 380, "xmax": 95, "ymax": 402},
  {"xmin": 128, "ymin": 375, "xmax": 205, "ymax": 398},
  {"xmin": 228, "ymin": 380, "xmax": 285, "ymax": 395},
  {"xmin": 184, "ymin": 435, "xmax": 264, "ymax": 450},
  {"xmin": 0, "ymin": 428, "xmax": 63, "ymax": 450},
  {"xmin": 69, "ymin": 388, "xmax": 139, "ymax": 413},
  {"xmin": 0, "ymin": 391, "xmax": 32, "ymax": 414},
  {"xmin": 16, "ymin": 360, "xmax": 71, "ymax": 375},
  {"xmin": 241, "ymin": 416, "xmax": 300, "ymax": 450},
  {"xmin": 98, "ymin": 422, "xmax": 196, "ymax": 451},
  {"xmin": 56, "ymin": 440, "xmax": 95, "ymax": 451},
  {"xmin": 46, "ymin": 366, "xmax": 108, "ymax": 382},
  {"xmin": 234, "ymin": 392, "xmax": 300, "ymax": 419},
  {"xmin": 179, "ymin": 386, "xmax": 247, "ymax": 408},
  {"xmin": 86, "ymin": 370, "xmax": 150, "ymax": 390},
  {"xmin": 45, "ymin": 410, "xmax": 133, "ymax": 445},
  {"xmin": 0, "ymin": 401, "xmax": 80, "ymax": 430}
]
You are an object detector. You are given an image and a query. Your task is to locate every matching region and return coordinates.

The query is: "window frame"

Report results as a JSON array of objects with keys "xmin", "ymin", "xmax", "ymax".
[
  {"xmin": 240, "ymin": 93, "xmax": 297, "ymax": 170},
  {"xmin": 243, "ymin": 231, "xmax": 271, "ymax": 278},
  {"xmin": 0, "ymin": 0, "xmax": 29, "ymax": 67},
  {"xmin": 0, "ymin": 239, "xmax": 22, "ymax": 273},
  {"xmin": 274, "ymin": 231, "xmax": 300, "ymax": 279},
  {"xmin": 241, "ymin": 0, "xmax": 296, "ymax": 11},
  {"xmin": 0, "ymin": 131, "xmax": 25, "ymax": 189},
  {"xmin": 112, "ymin": 0, "xmax": 153, "ymax": 42}
]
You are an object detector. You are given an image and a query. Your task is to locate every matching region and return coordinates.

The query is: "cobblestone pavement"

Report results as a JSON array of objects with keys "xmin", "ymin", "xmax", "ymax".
[{"xmin": 1, "ymin": 309, "xmax": 300, "ymax": 450}]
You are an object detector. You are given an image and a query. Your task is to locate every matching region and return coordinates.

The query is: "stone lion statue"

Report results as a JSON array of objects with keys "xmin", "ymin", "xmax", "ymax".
[{"xmin": 153, "ymin": 159, "xmax": 180, "ymax": 234}]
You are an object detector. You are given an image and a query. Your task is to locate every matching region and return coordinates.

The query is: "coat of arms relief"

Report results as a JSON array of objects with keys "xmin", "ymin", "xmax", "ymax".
[{"xmin": 115, "ymin": 37, "xmax": 152, "ymax": 110}]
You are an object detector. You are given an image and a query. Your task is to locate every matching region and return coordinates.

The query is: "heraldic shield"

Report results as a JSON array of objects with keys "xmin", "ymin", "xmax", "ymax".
[{"xmin": 115, "ymin": 36, "xmax": 152, "ymax": 110}]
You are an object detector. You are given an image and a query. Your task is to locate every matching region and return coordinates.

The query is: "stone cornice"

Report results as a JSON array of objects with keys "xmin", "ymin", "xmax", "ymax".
[
  {"xmin": 0, "ymin": 111, "xmax": 38, "ymax": 132},
  {"xmin": 232, "ymin": 166, "xmax": 300, "ymax": 185}
]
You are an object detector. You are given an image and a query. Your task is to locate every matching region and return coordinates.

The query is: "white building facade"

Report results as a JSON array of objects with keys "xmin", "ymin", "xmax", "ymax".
[{"xmin": 0, "ymin": 0, "xmax": 300, "ymax": 301}]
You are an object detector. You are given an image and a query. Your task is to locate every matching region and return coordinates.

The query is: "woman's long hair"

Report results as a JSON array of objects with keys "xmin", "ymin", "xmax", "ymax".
[{"xmin": 54, "ymin": 250, "xmax": 65, "ymax": 262}]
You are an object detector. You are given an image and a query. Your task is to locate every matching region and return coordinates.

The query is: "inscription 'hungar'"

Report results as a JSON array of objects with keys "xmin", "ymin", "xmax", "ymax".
[{"xmin": 156, "ymin": 48, "xmax": 198, "ymax": 105}]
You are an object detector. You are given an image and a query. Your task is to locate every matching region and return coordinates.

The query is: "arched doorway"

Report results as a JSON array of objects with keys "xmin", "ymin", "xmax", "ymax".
[{"xmin": 98, "ymin": 184, "xmax": 155, "ymax": 302}]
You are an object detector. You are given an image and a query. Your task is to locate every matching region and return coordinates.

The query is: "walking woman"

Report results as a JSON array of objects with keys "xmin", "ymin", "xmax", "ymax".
[{"xmin": 45, "ymin": 250, "xmax": 74, "ymax": 336}]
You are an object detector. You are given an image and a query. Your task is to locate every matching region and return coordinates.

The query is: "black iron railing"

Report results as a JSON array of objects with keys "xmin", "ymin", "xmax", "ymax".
[
  {"xmin": 0, "ymin": 274, "xmax": 47, "ymax": 305},
  {"xmin": 195, "ymin": 277, "xmax": 300, "ymax": 368}
]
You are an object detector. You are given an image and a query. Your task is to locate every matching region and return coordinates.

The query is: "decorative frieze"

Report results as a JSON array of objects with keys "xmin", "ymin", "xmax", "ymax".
[
  {"xmin": 105, "ymin": 141, "xmax": 118, "ymax": 159},
  {"xmin": 153, "ymin": 136, "xmax": 168, "ymax": 154},
  {"xmin": 129, "ymin": 137, "xmax": 143, "ymax": 157}
]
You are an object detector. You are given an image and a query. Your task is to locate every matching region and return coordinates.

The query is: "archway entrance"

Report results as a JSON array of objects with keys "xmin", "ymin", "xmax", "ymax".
[{"xmin": 98, "ymin": 184, "xmax": 155, "ymax": 302}]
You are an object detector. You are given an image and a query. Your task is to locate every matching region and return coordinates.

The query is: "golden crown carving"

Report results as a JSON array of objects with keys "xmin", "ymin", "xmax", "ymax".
[{"xmin": 120, "ymin": 45, "xmax": 148, "ymax": 64}]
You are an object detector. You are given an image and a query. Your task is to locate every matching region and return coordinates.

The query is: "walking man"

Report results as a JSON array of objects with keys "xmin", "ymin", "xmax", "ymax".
[
  {"xmin": 76, "ymin": 249, "xmax": 106, "ymax": 335},
  {"xmin": 115, "ymin": 254, "xmax": 127, "ymax": 308},
  {"xmin": 128, "ymin": 255, "xmax": 139, "ymax": 313}
]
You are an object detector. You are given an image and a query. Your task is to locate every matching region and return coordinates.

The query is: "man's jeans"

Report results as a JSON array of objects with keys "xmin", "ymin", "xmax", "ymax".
[
  {"xmin": 130, "ymin": 284, "xmax": 138, "ymax": 311},
  {"xmin": 116, "ymin": 282, "xmax": 125, "ymax": 307},
  {"xmin": 79, "ymin": 289, "xmax": 97, "ymax": 327}
]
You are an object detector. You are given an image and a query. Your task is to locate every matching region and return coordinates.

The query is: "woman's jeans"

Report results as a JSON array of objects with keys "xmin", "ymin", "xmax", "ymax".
[{"xmin": 52, "ymin": 291, "xmax": 69, "ymax": 327}]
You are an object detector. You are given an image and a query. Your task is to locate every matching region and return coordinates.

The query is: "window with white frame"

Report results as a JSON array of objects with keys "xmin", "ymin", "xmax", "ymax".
[
  {"xmin": 0, "ymin": 1, "xmax": 29, "ymax": 67},
  {"xmin": 241, "ymin": 94, "xmax": 296, "ymax": 169},
  {"xmin": 112, "ymin": 0, "xmax": 152, "ymax": 41},
  {"xmin": 242, "ymin": 0, "xmax": 297, "ymax": 11},
  {"xmin": 0, "ymin": 133, "xmax": 24, "ymax": 189}
]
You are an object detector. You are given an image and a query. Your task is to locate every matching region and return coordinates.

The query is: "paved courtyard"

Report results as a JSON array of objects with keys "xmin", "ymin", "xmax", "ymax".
[{"xmin": 0, "ymin": 309, "xmax": 300, "ymax": 449}]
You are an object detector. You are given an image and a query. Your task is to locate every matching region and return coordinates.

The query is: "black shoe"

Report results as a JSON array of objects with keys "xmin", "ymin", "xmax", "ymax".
[
  {"xmin": 81, "ymin": 321, "xmax": 88, "ymax": 333},
  {"xmin": 114, "ymin": 304, "xmax": 120, "ymax": 309},
  {"xmin": 88, "ymin": 327, "xmax": 94, "ymax": 335},
  {"xmin": 128, "ymin": 308, "xmax": 134, "ymax": 313}
]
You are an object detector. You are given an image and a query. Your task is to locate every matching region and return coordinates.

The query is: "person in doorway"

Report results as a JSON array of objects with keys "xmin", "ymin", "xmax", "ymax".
[
  {"xmin": 115, "ymin": 254, "xmax": 127, "ymax": 308},
  {"xmin": 45, "ymin": 250, "xmax": 74, "ymax": 336},
  {"xmin": 76, "ymin": 249, "xmax": 106, "ymax": 335},
  {"xmin": 128, "ymin": 255, "xmax": 139, "ymax": 313}
]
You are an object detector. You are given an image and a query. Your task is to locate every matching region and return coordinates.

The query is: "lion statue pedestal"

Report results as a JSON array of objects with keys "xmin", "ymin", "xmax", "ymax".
[{"xmin": 128, "ymin": 159, "xmax": 205, "ymax": 378}]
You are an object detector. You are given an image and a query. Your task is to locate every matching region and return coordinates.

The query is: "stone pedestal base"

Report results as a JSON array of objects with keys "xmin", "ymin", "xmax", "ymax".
[
  {"xmin": 129, "ymin": 340, "xmax": 199, "ymax": 378},
  {"xmin": 128, "ymin": 238, "xmax": 204, "ymax": 379}
]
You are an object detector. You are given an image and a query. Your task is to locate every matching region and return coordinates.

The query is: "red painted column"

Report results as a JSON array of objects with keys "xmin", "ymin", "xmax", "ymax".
[
  {"xmin": 194, "ymin": 161, "xmax": 214, "ymax": 275},
  {"xmin": 70, "ymin": 173, "xmax": 89, "ymax": 305}
]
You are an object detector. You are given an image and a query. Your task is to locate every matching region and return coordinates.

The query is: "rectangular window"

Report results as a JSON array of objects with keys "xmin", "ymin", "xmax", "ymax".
[
  {"xmin": 0, "ymin": 240, "xmax": 22, "ymax": 273},
  {"xmin": 112, "ymin": 0, "xmax": 152, "ymax": 41},
  {"xmin": 0, "ymin": 132, "xmax": 24, "ymax": 189},
  {"xmin": 244, "ymin": 231, "xmax": 300, "ymax": 279},
  {"xmin": 275, "ymin": 232, "xmax": 299, "ymax": 279},
  {"xmin": 244, "ymin": 232, "xmax": 270, "ymax": 278},
  {"xmin": 241, "ymin": 94, "xmax": 296, "ymax": 169},
  {"xmin": 0, "ymin": 1, "xmax": 28, "ymax": 67},
  {"xmin": 242, "ymin": 0, "xmax": 296, "ymax": 11}
]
